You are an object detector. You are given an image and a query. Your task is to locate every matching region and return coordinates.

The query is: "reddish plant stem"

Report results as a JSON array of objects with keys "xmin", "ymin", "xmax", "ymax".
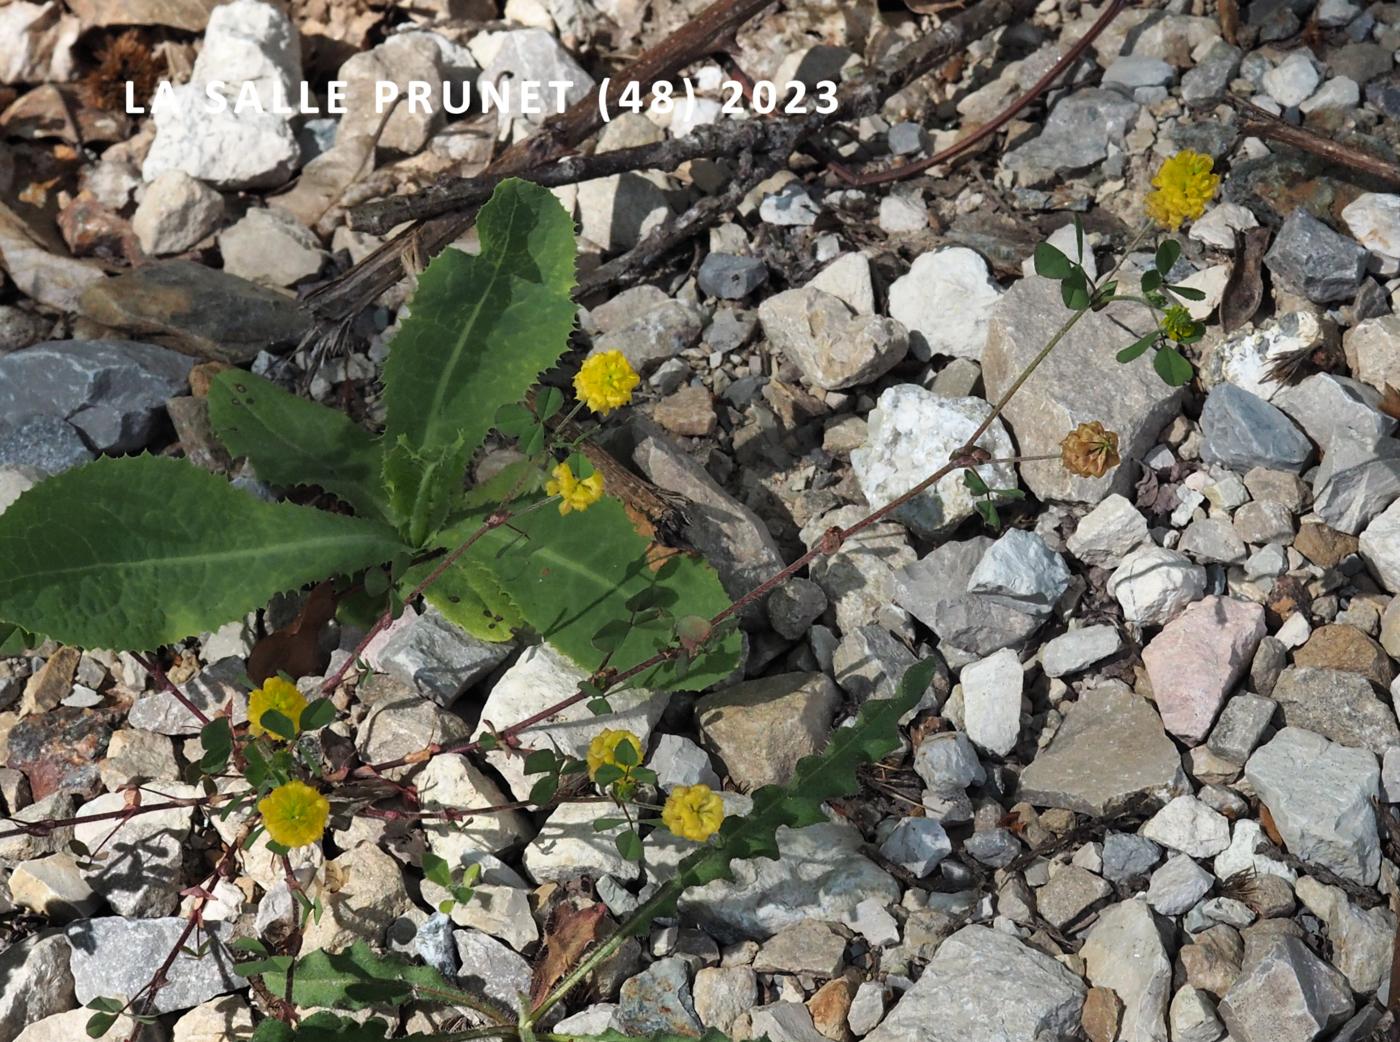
[
  {"xmin": 0, "ymin": 794, "xmax": 226, "ymax": 840},
  {"xmin": 132, "ymin": 652, "xmax": 210, "ymax": 727},
  {"xmin": 845, "ymin": 0, "xmax": 1129, "ymax": 187}
]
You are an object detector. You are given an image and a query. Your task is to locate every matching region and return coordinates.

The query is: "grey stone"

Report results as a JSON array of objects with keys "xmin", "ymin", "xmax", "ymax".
[
  {"xmin": 616, "ymin": 957, "xmax": 702, "ymax": 1037},
  {"xmin": 1271, "ymin": 666, "xmax": 1399, "ymax": 756},
  {"xmin": 1018, "ymin": 683, "xmax": 1188, "ymax": 815},
  {"xmin": 1245, "ymin": 727, "xmax": 1380, "ymax": 885},
  {"xmin": 1002, "ymin": 87, "xmax": 1140, "ymax": 184},
  {"xmin": 1170, "ymin": 986, "xmax": 1225, "ymax": 1042},
  {"xmin": 1102, "ymin": 832, "xmax": 1163, "ymax": 884},
  {"xmin": 966, "ymin": 529, "xmax": 1070, "ymax": 617},
  {"xmin": 1141, "ymin": 796, "xmax": 1231, "ymax": 859},
  {"xmin": 759, "ymin": 182, "xmax": 820, "ymax": 226},
  {"xmin": 633, "ymin": 419, "xmax": 786, "ymax": 628},
  {"xmin": 646, "ymin": 808, "xmax": 899, "ymax": 942},
  {"xmin": 888, "ymin": 247, "xmax": 1002, "ymax": 363},
  {"xmin": 131, "ymin": 170, "xmax": 224, "ymax": 256},
  {"xmin": 879, "ymin": 818, "xmax": 952, "ymax": 876},
  {"xmin": 1041, "ymin": 625, "xmax": 1122, "ymax": 677},
  {"xmin": 1264, "ymin": 210, "xmax": 1367, "ymax": 304},
  {"xmin": 852, "ymin": 386, "xmax": 1016, "ymax": 538},
  {"xmin": 1294, "ymin": 875, "xmax": 1395, "ymax": 993},
  {"xmin": 0, "ymin": 415, "xmax": 92, "ymax": 475},
  {"xmin": 982, "ymin": 276, "xmax": 1183, "ymax": 503},
  {"xmin": 961, "ymin": 647, "xmax": 1023, "ymax": 757},
  {"xmin": 475, "ymin": 644, "xmax": 663, "ymax": 799},
  {"xmin": 758, "ymin": 287, "xmax": 908, "ymax": 391},
  {"xmin": 1263, "ymin": 52, "xmax": 1322, "ymax": 106},
  {"xmin": 77, "ymin": 260, "xmax": 314, "ymax": 364},
  {"xmin": 1182, "ymin": 56, "xmax": 1240, "ymax": 105},
  {"xmin": 127, "ymin": 656, "xmax": 248, "ymax": 735},
  {"xmin": 964, "ymin": 827, "xmax": 1020, "ymax": 867},
  {"xmin": 804, "ymin": 505, "xmax": 916, "ymax": 639},
  {"xmin": 453, "ymin": 929, "xmax": 533, "ymax": 1020},
  {"xmin": 1081, "ymin": 899, "xmax": 1174, "ymax": 1042},
  {"xmin": 1147, "ymin": 853, "xmax": 1215, "ymax": 916},
  {"xmin": 1104, "ymin": 55, "xmax": 1176, "ymax": 89},
  {"xmin": 1218, "ymin": 934, "xmax": 1353, "ymax": 1042},
  {"xmin": 1233, "ymin": 500, "xmax": 1295, "ymax": 546},
  {"xmin": 913, "ymin": 731, "xmax": 985, "ymax": 792},
  {"xmin": 832, "ymin": 626, "xmax": 917, "ymax": 706},
  {"xmin": 887, "ymin": 122, "xmax": 929, "ymax": 155},
  {"xmin": 896, "ymin": 537, "xmax": 1043, "ymax": 656},
  {"xmin": 0, "ymin": 931, "xmax": 75, "ymax": 1042},
  {"xmin": 1312, "ymin": 430, "xmax": 1400, "ymax": 534},
  {"xmin": 749, "ymin": 1003, "xmax": 827, "ymax": 1042},
  {"xmin": 754, "ymin": 920, "xmax": 848, "ymax": 977},
  {"xmin": 1362, "ymin": 495, "xmax": 1400, "ymax": 592},
  {"xmin": 477, "ymin": 28, "xmax": 592, "ymax": 124},
  {"xmin": 698, "ymin": 254, "xmax": 767, "ymax": 300},
  {"xmin": 591, "ymin": 294, "xmax": 701, "ymax": 375},
  {"xmin": 366, "ymin": 605, "xmax": 512, "ymax": 706},
  {"xmin": 1107, "ymin": 546, "xmax": 1207, "ymax": 626},
  {"xmin": 766, "ymin": 578, "xmax": 827, "ymax": 640},
  {"xmin": 0, "ymin": 340, "xmax": 191, "ymax": 454},
  {"xmin": 1273, "ymin": 373, "xmax": 1395, "ymax": 452},
  {"xmin": 692, "ymin": 966, "xmax": 757, "ymax": 1034},
  {"xmin": 66, "ymin": 918, "xmax": 238, "ymax": 1014},
  {"xmin": 1037, "ymin": 865, "xmax": 1112, "ymax": 930},
  {"xmin": 865, "ymin": 926, "xmax": 1086, "ymax": 1042},
  {"xmin": 72, "ymin": 784, "xmax": 197, "ymax": 917},
  {"xmin": 1201, "ymin": 385, "xmax": 1312, "ymax": 474},
  {"xmin": 1066, "ymin": 494, "xmax": 1151, "ymax": 566},
  {"xmin": 218, "ymin": 207, "xmax": 326, "ymax": 289},
  {"xmin": 1180, "ymin": 517, "xmax": 1248, "ymax": 563},
  {"xmin": 696, "ymin": 672, "xmax": 840, "ymax": 791},
  {"xmin": 1207, "ymin": 693, "xmax": 1277, "ymax": 764}
]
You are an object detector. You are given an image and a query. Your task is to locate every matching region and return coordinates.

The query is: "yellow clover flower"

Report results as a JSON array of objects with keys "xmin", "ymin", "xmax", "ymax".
[
  {"xmin": 546, "ymin": 462, "xmax": 605, "ymax": 515},
  {"xmin": 258, "ymin": 780, "xmax": 330, "ymax": 848},
  {"xmin": 586, "ymin": 728, "xmax": 643, "ymax": 781},
  {"xmin": 574, "ymin": 350, "xmax": 640, "ymax": 415},
  {"xmin": 1144, "ymin": 150, "xmax": 1220, "ymax": 231},
  {"xmin": 1161, "ymin": 305, "xmax": 1196, "ymax": 343},
  {"xmin": 247, "ymin": 676, "xmax": 307, "ymax": 740},
  {"xmin": 662, "ymin": 784, "xmax": 725, "ymax": 842}
]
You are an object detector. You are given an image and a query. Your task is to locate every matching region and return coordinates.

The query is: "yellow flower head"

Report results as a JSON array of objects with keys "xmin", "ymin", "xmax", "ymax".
[
  {"xmin": 586, "ymin": 728, "xmax": 643, "ymax": 781},
  {"xmin": 258, "ymin": 780, "xmax": 330, "ymax": 848},
  {"xmin": 1060, "ymin": 421, "xmax": 1121, "ymax": 479},
  {"xmin": 574, "ymin": 351, "xmax": 640, "ymax": 415},
  {"xmin": 1144, "ymin": 150, "xmax": 1220, "ymax": 231},
  {"xmin": 1161, "ymin": 305, "xmax": 1196, "ymax": 343},
  {"xmin": 662, "ymin": 784, "xmax": 725, "ymax": 842},
  {"xmin": 546, "ymin": 462, "xmax": 605, "ymax": 515},
  {"xmin": 247, "ymin": 676, "xmax": 308, "ymax": 740}
]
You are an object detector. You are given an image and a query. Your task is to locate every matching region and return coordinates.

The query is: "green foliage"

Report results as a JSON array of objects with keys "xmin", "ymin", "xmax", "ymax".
[
  {"xmin": 417, "ymin": 555, "xmax": 525, "ymax": 643},
  {"xmin": 633, "ymin": 659, "xmax": 938, "ymax": 926},
  {"xmin": 0, "ymin": 455, "xmax": 409, "ymax": 650},
  {"xmin": 208, "ymin": 370, "xmax": 391, "ymax": 522},
  {"xmin": 431, "ymin": 496, "xmax": 743, "ymax": 690},
  {"xmin": 381, "ymin": 178, "xmax": 577, "ymax": 469},
  {"xmin": 383, "ymin": 434, "xmax": 473, "ymax": 547},
  {"xmin": 961, "ymin": 468, "xmax": 1025, "ymax": 532},
  {"xmin": 247, "ymin": 941, "xmax": 508, "ymax": 1022},
  {"xmin": 250, "ymin": 1013, "xmax": 390, "ymax": 1041}
]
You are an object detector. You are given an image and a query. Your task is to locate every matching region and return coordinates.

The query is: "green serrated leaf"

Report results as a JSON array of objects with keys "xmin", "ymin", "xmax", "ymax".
[
  {"xmin": 413, "ymin": 555, "xmax": 524, "ymax": 643},
  {"xmin": 633, "ymin": 660, "xmax": 938, "ymax": 928},
  {"xmin": 432, "ymin": 496, "xmax": 741, "ymax": 691},
  {"xmin": 0, "ymin": 455, "xmax": 410, "ymax": 650},
  {"xmin": 381, "ymin": 179, "xmax": 577, "ymax": 465},
  {"xmin": 252, "ymin": 1011, "xmax": 392, "ymax": 1041},
  {"xmin": 259, "ymin": 942, "xmax": 508, "ymax": 1023},
  {"xmin": 208, "ymin": 370, "xmax": 391, "ymax": 522},
  {"xmin": 1033, "ymin": 242, "xmax": 1073, "ymax": 279},
  {"xmin": 1153, "ymin": 346, "xmax": 1194, "ymax": 387},
  {"xmin": 382, "ymin": 433, "xmax": 472, "ymax": 547}
]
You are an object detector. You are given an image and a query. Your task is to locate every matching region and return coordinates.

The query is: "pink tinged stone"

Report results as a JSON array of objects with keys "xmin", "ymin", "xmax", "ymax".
[{"xmin": 1142, "ymin": 596, "xmax": 1266, "ymax": 743}]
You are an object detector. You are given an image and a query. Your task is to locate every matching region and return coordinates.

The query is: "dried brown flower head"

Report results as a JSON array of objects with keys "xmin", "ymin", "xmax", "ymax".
[
  {"xmin": 1060, "ymin": 421, "xmax": 1121, "ymax": 478},
  {"xmin": 82, "ymin": 30, "xmax": 162, "ymax": 113}
]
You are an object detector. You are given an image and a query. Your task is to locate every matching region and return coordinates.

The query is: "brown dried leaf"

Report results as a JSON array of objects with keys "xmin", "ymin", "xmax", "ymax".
[
  {"xmin": 246, "ymin": 582, "xmax": 339, "ymax": 685},
  {"xmin": 1380, "ymin": 385, "xmax": 1400, "ymax": 422},
  {"xmin": 1220, "ymin": 226, "xmax": 1270, "ymax": 334},
  {"xmin": 1258, "ymin": 802, "xmax": 1284, "ymax": 848},
  {"xmin": 530, "ymin": 900, "xmax": 608, "ymax": 1006}
]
